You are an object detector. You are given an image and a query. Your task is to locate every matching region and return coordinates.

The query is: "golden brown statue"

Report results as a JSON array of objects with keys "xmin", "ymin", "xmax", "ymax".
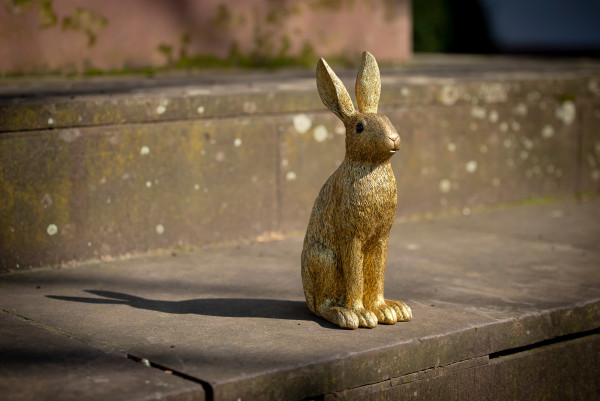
[{"xmin": 301, "ymin": 51, "xmax": 412, "ymax": 329}]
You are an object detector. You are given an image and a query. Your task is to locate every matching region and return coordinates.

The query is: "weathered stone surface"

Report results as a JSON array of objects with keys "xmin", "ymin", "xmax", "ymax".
[
  {"xmin": 325, "ymin": 335, "xmax": 600, "ymax": 401},
  {"xmin": 1, "ymin": 57, "xmax": 599, "ymax": 270},
  {"xmin": 0, "ymin": 199, "xmax": 598, "ymax": 400},
  {"xmin": 1, "ymin": 118, "xmax": 279, "ymax": 269},
  {"xmin": 0, "ymin": 312, "xmax": 204, "ymax": 401}
]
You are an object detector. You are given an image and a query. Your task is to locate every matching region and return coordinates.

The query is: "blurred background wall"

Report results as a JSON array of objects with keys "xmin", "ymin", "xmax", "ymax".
[{"xmin": 0, "ymin": 0, "xmax": 411, "ymax": 74}]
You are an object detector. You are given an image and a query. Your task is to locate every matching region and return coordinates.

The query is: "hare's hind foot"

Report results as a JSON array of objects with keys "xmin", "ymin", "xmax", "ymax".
[{"xmin": 318, "ymin": 304, "xmax": 378, "ymax": 329}]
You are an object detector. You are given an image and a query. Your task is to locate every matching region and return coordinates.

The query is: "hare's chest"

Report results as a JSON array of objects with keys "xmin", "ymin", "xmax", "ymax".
[{"xmin": 343, "ymin": 173, "xmax": 397, "ymax": 224}]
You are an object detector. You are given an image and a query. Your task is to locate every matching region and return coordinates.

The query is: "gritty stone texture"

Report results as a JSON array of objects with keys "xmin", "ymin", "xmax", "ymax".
[
  {"xmin": 0, "ymin": 198, "xmax": 598, "ymax": 400},
  {"xmin": 326, "ymin": 335, "xmax": 600, "ymax": 401},
  {"xmin": 0, "ymin": 313, "xmax": 204, "ymax": 401},
  {"xmin": 1, "ymin": 56, "xmax": 600, "ymax": 269}
]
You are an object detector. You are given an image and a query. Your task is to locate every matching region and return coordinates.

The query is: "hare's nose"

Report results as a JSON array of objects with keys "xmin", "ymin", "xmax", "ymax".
[{"xmin": 388, "ymin": 132, "xmax": 401, "ymax": 150}]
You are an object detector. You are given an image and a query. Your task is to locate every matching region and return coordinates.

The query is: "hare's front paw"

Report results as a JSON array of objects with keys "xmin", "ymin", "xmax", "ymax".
[
  {"xmin": 318, "ymin": 305, "xmax": 378, "ymax": 329},
  {"xmin": 369, "ymin": 299, "xmax": 412, "ymax": 324},
  {"xmin": 385, "ymin": 299, "xmax": 412, "ymax": 322}
]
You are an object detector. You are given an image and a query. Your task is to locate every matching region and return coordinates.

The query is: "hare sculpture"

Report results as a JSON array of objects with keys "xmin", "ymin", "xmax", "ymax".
[{"xmin": 301, "ymin": 51, "xmax": 412, "ymax": 329}]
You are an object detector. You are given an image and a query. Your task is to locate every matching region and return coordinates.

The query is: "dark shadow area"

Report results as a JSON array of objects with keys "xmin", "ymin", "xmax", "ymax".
[{"xmin": 46, "ymin": 290, "xmax": 328, "ymax": 324}]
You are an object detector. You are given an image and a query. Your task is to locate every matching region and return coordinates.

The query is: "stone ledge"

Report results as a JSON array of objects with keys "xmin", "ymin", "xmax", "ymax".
[
  {"xmin": 0, "ymin": 198, "xmax": 599, "ymax": 400},
  {"xmin": 1, "ymin": 56, "xmax": 599, "ymax": 270}
]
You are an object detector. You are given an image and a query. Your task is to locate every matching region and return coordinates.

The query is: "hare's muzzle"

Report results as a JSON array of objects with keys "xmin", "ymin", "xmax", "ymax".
[{"xmin": 388, "ymin": 132, "xmax": 401, "ymax": 153}]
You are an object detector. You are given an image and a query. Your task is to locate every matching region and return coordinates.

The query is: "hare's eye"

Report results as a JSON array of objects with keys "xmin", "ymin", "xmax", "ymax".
[{"xmin": 356, "ymin": 122, "xmax": 364, "ymax": 133}]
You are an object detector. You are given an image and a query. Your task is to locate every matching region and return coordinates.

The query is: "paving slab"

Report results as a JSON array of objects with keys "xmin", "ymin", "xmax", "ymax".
[
  {"xmin": 0, "ymin": 312, "xmax": 205, "ymax": 401},
  {"xmin": 0, "ymin": 198, "xmax": 599, "ymax": 400}
]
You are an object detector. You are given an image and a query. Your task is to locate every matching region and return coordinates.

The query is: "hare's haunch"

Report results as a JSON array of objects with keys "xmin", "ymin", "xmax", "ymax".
[{"xmin": 301, "ymin": 52, "xmax": 412, "ymax": 329}]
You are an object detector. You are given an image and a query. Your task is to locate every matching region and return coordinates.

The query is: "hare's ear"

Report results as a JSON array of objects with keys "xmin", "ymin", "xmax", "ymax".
[
  {"xmin": 355, "ymin": 51, "xmax": 381, "ymax": 114},
  {"xmin": 316, "ymin": 58, "xmax": 356, "ymax": 121}
]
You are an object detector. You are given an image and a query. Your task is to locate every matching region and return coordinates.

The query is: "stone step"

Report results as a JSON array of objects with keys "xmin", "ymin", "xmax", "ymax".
[
  {"xmin": 0, "ymin": 198, "xmax": 598, "ymax": 400},
  {"xmin": 1, "ymin": 55, "xmax": 600, "ymax": 270}
]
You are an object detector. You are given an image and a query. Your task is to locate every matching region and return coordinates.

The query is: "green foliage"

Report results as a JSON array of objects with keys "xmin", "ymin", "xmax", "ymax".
[{"xmin": 412, "ymin": 0, "xmax": 452, "ymax": 52}]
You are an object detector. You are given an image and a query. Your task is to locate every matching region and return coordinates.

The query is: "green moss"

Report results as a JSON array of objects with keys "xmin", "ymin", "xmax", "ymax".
[
  {"xmin": 37, "ymin": 1, "xmax": 57, "ymax": 28},
  {"xmin": 62, "ymin": 8, "xmax": 108, "ymax": 47}
]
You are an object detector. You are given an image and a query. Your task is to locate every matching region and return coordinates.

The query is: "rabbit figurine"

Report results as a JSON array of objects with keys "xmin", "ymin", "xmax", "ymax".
[{"xmin": 301, "ymin": 51, "xmax": 412, "ymax": 329}]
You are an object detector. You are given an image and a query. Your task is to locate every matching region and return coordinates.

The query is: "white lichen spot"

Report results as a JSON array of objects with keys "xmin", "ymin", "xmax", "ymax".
[
  {"xmin": 215, "ymin": 151, "xmax": 225, "ymax": 162},
  {"xmin": 541, "ymin": 124, "xmax": 554, "ymax": 139},
  {"xmin": 555, "ymin": 100, "xmax": 576, "ymax": 125},
  {"xmin": 479, "ymin": 144, "xmax": 488, "ymax": 154},
  {"xmin": 281, "ymin": 158, "xmax": 289, "ymax": 168},
  {"xmin": 488, "ymin": 110, "xmax": 499, "ymax": 123},
  {"xmin": 155, "ymin": 224, "xmax": 165, "ymax": 235},
  {"xmin": 285, "ymin": 171, "xmax": 297, "ymax": 181},
  {"xmin": 479, "ymin": 83, "xmax": 508, "ymax": 103},
  {"xmin": 521, "ymin": 137, "xmax": 534, "ymax": 150},
  {"xmin": 293, "ymin": 114, "xmax": 312, "ymax": 134},
  {"xmin": 462, "ymin": 207, "xmax": 471, "ymax": 216},
  {"xmin": 447, "ymin": 142, "xmax": 456, "ymax": 152},
  {"xmin": 465, "ymin": 160, "xmax": 478, "ymax": 173},
  {"xmin": 439, "ymin": 179, "xmax": 452, "ymax": 194},
  {"xmin": 588, "ymin": 79, "xmax": 600, "ymax": 96},
  {"xmin": 510, "ymin": 121, "xmax": 521, "ymax": 132},
  {"xmin": 506, "ymin": 158, "xmax": 515, "ymax": 167},
  {"xmin": 194, "ymin": 184, "xmax": 200, "ymax": 191},
  {"xmin": 439, "ymin": 85, "xmax": 459, "ymax": 106},
  {"xmin": 243, "ymin": 101, "xmax": 257, "ymax": 113},
  {"xmin": 334, "ymin": 122, "xmax": 345, "ymax": 135},
  {"xmin": 59, "ymin": 128, "xmax": 81, "ymax": 143},
  {"xmin": 156, "ymin": 99, "xmax": 169, "ymax": 115},
  {"xmin": 587, "ymin": 154, "xmax": 596, "ymax": 167},
  {"xmin": 499, "ymin": 122, "xmax": 509, "ymax": 132},
  {"xmin": 503, "ymin": 138, "xmax": 512, "ymax": 148},
  {"xmin": 492, "ymin": 178, "xmax": 501, "ymax": 187},
  {"xmin": 513, "ymin": 103, "xmax": 528, "ymax": 116},
  {"xmin": 471, "ymin": 106, "xmax": 486, "ymax": 119},
  {"xmin": 140, "ymin": 146, "xmax": 150, "ymax": 155},
  {"xmin": 406, "ymin": 243, "xmax": 420, "ymax": 250},
  {"xmin": 401, "ymin": 87, "xmax": 410, "ymax": 96},
  {"xmin": 41, "ymin": 193, "xmax": 53, "ymax": 209},
  {"xmin": 420, "ymin": 167, "xmax": 429, "ymax": 175},
  {"xmin": 234, "ymin": 138, "xmax": 242, "ymax": 147},
  {"xmin": 145, "ymin": 181, "xmax": 152, "ymax": 188},
  {"xmin": 520, "ymin": 150, "xmax": 529, "ymax": 160},
  {"xmin": 197, "ymin": 106, "xmax": 205, "ymax": 114},
  {"xmin": 48, "ymin": 118, "xmax": 54, "ymax": 125},
  {"xmin": 47, "ymin": 224, "xmax": 58, "ymax": 236},
  {"xmin": 313, "ymin": 125, "xmax": 329, "ymax": 143}
]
